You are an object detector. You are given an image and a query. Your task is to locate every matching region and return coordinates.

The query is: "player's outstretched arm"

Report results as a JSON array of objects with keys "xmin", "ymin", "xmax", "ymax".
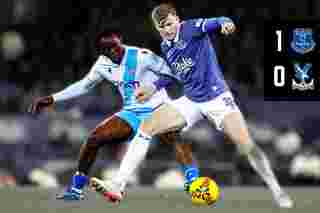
[
  {"xmin": 136, "ymin": 50, "xmax": 176, "ymax": 103},
  {"xmin": 28, "ymin": 95, "xmax": 54, "ymax": 114},
  {"xmin": 140, "ymin": 49, "xmax": 176, "ymax": 91},
  {"xmin": 202, "ymin": 17, "xmax": 236, "ymax": 35},
  {"xmin": 28, "ymin": 67, "xmax": 103, "ymax": 115},
  {"xmin": 51, "ymin": 77, "xmax": 100, "ymax": 102},
  {"xmin": 135, "ymin": 75, "xmax": 174, "ymax": 103}
]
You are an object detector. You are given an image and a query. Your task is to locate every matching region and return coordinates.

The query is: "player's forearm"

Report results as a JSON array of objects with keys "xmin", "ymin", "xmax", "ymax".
[
  {"xmin": 153, "ymin": 75, "xmax": 175, "ymax": 91},
  {"xmin": 204, "ymin": 17, "xmax": 233, "ymax": 33},
  {"xmin": 52, "ymin": 78, "xmax": 94, "ymax": 102}
]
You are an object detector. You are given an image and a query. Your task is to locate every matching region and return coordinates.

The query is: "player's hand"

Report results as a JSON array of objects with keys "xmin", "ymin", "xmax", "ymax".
[
  {"xmin": 221, "ymin": 22, "xmax": 235, "ymax": 35},
  {"xmin": 135, "ymin": 85, "xmax": 156, "ymax": 103},
  {"xmin": 28, "ymin": 95, "xmax": 54, "ymax": 115}
]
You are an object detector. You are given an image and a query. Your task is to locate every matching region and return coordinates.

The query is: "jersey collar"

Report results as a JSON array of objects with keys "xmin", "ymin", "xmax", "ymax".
[{"xmin": 101, "ymin": 45, "xmax": 128, "ymax": 66}]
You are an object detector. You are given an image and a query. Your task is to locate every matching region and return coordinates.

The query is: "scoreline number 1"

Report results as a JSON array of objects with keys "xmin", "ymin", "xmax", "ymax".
[
  {"xmin": 273, "ymin": 30, "xmax": 285, "ymax": 87},
  {"xmin": 276, "ymin": 30, "xmax": 282, "ymax": 52}
]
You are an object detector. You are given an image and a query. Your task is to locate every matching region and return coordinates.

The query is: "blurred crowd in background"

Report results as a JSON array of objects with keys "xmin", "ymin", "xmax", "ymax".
[{"xmin": 0, "ymin": 0, "xmax": 320, "ymax": 189}]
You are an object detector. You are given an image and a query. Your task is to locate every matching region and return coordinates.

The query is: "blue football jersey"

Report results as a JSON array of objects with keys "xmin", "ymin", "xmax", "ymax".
[{"xmin": 160, "ymin": 17, "xmax": 231, "ymax": 102}]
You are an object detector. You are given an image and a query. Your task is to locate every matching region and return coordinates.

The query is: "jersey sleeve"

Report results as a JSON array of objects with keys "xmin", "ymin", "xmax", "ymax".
[
  {"xmin": 153, "ymin": 75, "xmax": 176, "ymax": 91},
  {"xmin": 188, "ymin": 17, "xmax": 234, "ymax": 35},
  {"xmin": 52, "ymin": 61, "xmax": 104, "ymax": 102},
  {"xmin": 140, "ymin": 49, "xmax": 176, "ymax": 78},
  {"xmin": 139, "ymin": 49, "xmax": 176, "ymax": 90}
]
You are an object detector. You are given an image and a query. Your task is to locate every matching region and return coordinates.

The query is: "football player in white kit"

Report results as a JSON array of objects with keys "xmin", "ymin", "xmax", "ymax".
[{"xmin": 29, "ymin": 28, "xmax": 200, "ymax": 201}]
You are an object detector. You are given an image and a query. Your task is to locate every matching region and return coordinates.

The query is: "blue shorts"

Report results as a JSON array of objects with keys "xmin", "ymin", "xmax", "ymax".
[{"xmin": 115, "ymin": 108, "xmax": 153, "ymax": 141}]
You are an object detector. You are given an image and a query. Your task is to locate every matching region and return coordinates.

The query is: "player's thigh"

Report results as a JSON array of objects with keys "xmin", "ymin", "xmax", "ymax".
[
  {"xmin": 89, "ymin": 114, "xmax": 134, "ymax": 144},
  {"xmin": 200, "ymin": 91, "xmax": 253, "ymax": 145},
  {"xmin": 140, "ymin": 103, "xmax": 187, "ymax": 136}
]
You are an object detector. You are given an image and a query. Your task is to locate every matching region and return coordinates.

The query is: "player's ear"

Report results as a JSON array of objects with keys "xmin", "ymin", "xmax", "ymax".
[
  {"xmin": 118, "ymin": 35, "xmax": 123, "ymax": 44},
  {"xmin": 176, "ymin": 15, "xmax": 180, "ymax": 22},
  {"xmin": 171, "ymin": 14, "xmax": 179, "ymax": 23},
  {"xmin": 113, "ymin": 33, "xmax": 123, "ymax": 45}
]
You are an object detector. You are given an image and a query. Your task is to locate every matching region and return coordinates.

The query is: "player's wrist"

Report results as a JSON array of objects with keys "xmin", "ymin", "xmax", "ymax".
[
  {"xmin": 49, "ymin": 95, "xmax": 56, "ymax": 104},
  {"xmin": 48, "ymin": 95, "xmax": 54, "ymax": 104},
  {"xmin": 152, "ymin": 81, "xmax": 162, "ymax": 92}
]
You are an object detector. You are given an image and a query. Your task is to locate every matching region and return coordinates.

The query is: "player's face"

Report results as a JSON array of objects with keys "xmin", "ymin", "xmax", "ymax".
[
  {"xmin": 102, "ymin": 34, "xmax": 124, "ymax": 64},
  {"xmin": 157, "ymin": 14, "xmax": 180, "ymax": 41}
]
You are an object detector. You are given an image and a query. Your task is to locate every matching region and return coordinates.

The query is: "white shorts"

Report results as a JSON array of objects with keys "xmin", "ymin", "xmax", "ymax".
[{"xmin": 168, "ymin": 91, "xmax": 241, "ymax": 131}]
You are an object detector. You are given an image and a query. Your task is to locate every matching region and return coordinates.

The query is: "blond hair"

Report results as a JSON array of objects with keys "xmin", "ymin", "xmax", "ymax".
[{"xmin": 151, "ymin": 3, "xmax": 177, "ymax": 26}]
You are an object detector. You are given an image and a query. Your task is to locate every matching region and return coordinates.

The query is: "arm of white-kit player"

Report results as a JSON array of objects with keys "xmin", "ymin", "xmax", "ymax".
[
  {"xmin": 52, "ymin": 66, "xmax": 104, "ymax": 102},
  {"xmin": 140, "ymin": 49, "xmax": 177, "ymax": 91},
  {"xmin": 28, "ymin": 59, "xmax": 107, "ymax": 115},
  {"xmin": 135, "ymin": 50, "xmax": 177, "ymax": 103},
  {"xmin": 135, "ymin": 74, "xmax": 177, "ymax": 103}
]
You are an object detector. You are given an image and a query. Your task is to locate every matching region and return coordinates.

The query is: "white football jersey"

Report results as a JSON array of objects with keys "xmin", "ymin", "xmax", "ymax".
[{"xmin": 84, "ymin": 45, "xmax": 173, "ymax": 111}]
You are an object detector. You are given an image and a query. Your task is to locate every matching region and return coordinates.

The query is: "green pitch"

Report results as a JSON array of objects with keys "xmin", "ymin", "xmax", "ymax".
[{"xmin": 0, "ymin": 187, "xmax": 318, "ymax": 213}]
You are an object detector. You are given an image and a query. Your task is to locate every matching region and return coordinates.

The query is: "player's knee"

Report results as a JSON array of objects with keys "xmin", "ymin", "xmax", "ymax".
[
  {"xmin": 86, "ymin": 134, "xmax": 104, "ymax": 148},
  {"xmin": 237, "ymin": 140, "xmax": 255, "ymax": 156},
  {"xmin": 246, "ymin": 144, "xmax": 265, "ymax": 161}
]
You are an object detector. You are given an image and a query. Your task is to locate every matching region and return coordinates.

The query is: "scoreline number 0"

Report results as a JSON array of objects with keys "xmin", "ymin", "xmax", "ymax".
[{"xmin": 273, "ymin": 65, "xmax": 285, "ymax": 87}]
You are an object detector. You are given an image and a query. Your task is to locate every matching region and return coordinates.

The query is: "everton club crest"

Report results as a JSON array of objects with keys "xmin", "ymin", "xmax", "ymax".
[
  {"xmin": 290, "ymin": 28, "xmax": 316, "ymax": 55},
  {"xmin": 291, "ymin": 63, "xmax": 314, "ymax": 91}
]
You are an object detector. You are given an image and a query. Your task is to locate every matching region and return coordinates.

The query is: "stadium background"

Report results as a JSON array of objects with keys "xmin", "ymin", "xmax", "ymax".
[{"xmin": 0, "ymin": 0, "xmax": 320, "ymax": 191}]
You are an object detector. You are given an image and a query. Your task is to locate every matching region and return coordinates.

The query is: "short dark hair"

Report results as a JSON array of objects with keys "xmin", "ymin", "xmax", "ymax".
[
  {"xmin": 151, "ymin": 3, "xmax": 177, "ymax": 26},
  {"xmin": 95, "ymin": 27, "xmax": 122, "ymax": 51}
]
